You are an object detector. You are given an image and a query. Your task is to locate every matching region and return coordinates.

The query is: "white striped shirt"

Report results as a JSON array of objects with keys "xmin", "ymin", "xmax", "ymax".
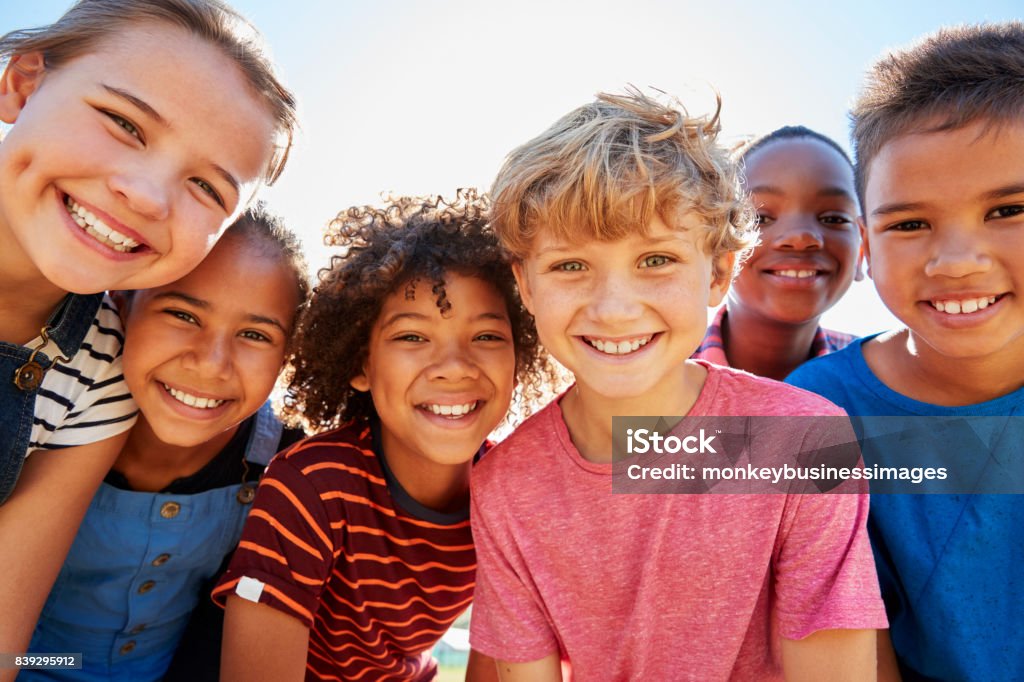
[{"xmin": 28, "ymin": 295, "xmax": 137, "ymax": 453}]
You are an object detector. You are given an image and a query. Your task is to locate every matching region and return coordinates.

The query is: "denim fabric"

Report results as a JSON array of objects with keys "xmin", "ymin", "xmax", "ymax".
[
  {"xmin": 0, "ymin": 293, "xmax": 103, "ymax": 504},
  {"xmin": 24, "ymin": 404, "xmax": 282, "ymax": 682}
]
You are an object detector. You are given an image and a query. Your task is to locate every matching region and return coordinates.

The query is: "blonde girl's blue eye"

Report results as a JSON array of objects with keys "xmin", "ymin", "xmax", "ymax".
[
  {"xmin": 554, "ymin": 261, "xmax": 585, "ymax": 272},
  {"xmin": 755, "ymin": 213, "xmax": 774, "ymax": 227},
  {"xmin": 191, "ymin": 178, "xmax": 225, "ymax": 208},
  {"xmin": 640, "ymin": 254, "xmax": 673, "ymax": 268}
]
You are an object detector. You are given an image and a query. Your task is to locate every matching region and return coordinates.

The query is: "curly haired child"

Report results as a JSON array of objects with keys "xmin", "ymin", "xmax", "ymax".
[{"xmin": 213, "ymin": 190, "xmax": 555, "ymax": 682}]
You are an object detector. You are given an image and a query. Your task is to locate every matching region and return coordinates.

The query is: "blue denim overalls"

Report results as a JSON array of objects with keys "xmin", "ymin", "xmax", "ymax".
[
  {"xmin": 23, "ymin": 402, "xmax": 283, "ymax": 682},
  {"xmin": 0, "ymin": 293, "xmax": 103, "ymax": 505}
]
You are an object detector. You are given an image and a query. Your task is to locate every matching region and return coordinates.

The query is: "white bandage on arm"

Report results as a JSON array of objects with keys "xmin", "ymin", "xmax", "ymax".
[{"xmin": 236, "ymin": 576, "xmax": 266, "ymax": 603}]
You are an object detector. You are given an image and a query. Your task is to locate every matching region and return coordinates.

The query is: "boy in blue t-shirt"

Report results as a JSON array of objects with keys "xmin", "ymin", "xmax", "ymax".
[{"xmin": 787, "ymin": 22, "xmax": 1024, "ymax": 681}]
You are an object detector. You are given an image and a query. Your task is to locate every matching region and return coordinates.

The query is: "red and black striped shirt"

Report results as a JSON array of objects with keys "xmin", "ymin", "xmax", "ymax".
[{"xmin": 213, "ymin": 421, "xmax": 475, "ymax": 681}]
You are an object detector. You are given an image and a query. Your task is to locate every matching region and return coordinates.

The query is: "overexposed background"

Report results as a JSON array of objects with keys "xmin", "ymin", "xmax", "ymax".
[{"xmin": 4, "ymin": 0, "xmax": 1021, "ymax": 335}]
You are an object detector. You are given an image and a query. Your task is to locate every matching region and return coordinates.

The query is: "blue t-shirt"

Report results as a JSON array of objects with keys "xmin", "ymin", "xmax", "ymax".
[{"xmin": 787, "ymin": 334, "xmax": 1024, "ymax": 681}]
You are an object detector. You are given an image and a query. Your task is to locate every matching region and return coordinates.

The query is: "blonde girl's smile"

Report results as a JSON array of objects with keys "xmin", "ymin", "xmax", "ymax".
[{"xmin": 0, "ymin": 22, "xmax": 277, "ymax": 296}]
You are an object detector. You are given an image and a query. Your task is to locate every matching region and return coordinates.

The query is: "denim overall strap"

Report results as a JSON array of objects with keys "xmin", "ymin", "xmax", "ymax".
[
  {"xmin": 244, "ymin": 401, "xmax": 284, "ymax": 466},
  {"xmin": 0, "ymin": 293, "xmax": 104, "ymax": 504}
]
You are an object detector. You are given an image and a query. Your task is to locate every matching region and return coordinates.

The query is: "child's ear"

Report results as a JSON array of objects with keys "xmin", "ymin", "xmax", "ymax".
[
  {"xmin": 511, "ymin": 260, "xmax": 535, "ymax": 315},
  {"xmin": 0, "ymin": 53, "xmax": 47, "ymax": 124},
  {"xmin": 708, "ymin": 252, "xmax": 735, "ymax": 307},
  {"xmin": 856, "ymin": 217, "xmax": 871, "ymax": 280},
  {"xmin": 350, "ymin": 371, "xmax": 370, "ymax": 392}
]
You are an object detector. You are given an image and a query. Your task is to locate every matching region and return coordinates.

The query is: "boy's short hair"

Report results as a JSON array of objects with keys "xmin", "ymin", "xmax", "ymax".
[
  {"xmin": 851, "ymin": 21, "xmax": 1024, "ymax": 202},
  {"xmin": 491, "ymin": 87, "xmax": 756, "ymax": 277},
  {"xmin": 738, "ymin": 125, "xmax": 853, "ymax": 169}
]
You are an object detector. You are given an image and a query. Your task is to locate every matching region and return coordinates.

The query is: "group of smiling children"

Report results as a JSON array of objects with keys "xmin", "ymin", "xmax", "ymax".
[{"xmin": 0, "ymin": 1, "xmax": 1020, "ymax": 680}]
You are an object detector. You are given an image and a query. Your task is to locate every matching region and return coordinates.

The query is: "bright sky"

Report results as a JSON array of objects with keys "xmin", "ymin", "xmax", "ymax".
[{"xmin": 4, "ymin": 0, "xmax": 1021, "ymax": 335}]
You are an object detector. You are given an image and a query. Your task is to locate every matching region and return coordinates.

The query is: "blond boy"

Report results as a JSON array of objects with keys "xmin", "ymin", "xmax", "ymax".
[{"xmin": 470, "ymin": 90, "xmax": 887, "ymax": 681}]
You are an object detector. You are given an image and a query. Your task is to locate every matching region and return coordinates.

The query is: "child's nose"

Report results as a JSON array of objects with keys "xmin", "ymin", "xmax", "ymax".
[
  {"xmin": 108, "ymin": 168, "xmax": 172, "ymax": 221},
  {"xmin": 771, "ymin": 218, "xmax": 825, "ymax": 250},
  {"xmin": 183, "ymin": 334, "xmax": 233, "ymax": 379},
  {"xmin": 427, "ymin": 341, "xmax": 481, "ymax": 382},
  {"xmin": 925, "ymin": 230, "xmax": 993, "ymax": 278},
  {"xmin": 589, "ymin": 272, "xmax": 644, "ymax": 324}
]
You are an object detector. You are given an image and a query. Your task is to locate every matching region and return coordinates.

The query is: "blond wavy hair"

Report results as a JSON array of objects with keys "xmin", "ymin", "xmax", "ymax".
[{"xmin": 490, "ymin": 87, "xmax": 756, "ymax": 277}]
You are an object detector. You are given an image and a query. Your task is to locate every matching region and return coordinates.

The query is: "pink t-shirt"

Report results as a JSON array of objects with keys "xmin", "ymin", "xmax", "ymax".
[{"xmin": 470, "ymin": 362, "xmax": 887, "ymax": 680}]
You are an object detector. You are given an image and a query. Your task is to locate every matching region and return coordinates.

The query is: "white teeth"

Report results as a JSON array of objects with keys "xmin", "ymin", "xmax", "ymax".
[
  {"xmin": 424, "ymin": 401, "xmax": 478, "ymax": 418},
  {"xmin": 776, "ymin": 269, "xmax": 818, "ymax": 279},
  {"xmin": 63, "ymin": 196, "xmax": 140, "ymax": 252},
  {"xmin": 163, "ymin": 383, "xmax": 225, "ymax": 409},
  {"xmin": 587, "ymin": 335, "xmax": 652, "ymax": 355},
  {"xmin": 930, "ymin": 296, "xmax": 999, "ymax": 315}
]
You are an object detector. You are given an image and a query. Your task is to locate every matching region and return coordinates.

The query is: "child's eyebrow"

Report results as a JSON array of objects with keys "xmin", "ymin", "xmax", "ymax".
[
  {"xmin": 474, "ymin": 312, "xmax": 512, "ymax": 323},
  {"xmin": 102, "ymin": 84, "xmax": 240, "ymax": 195},
  {"xmin": 817, "ymin": 187, "xmax": 858, "ymax": 202},
  {"xmin": 245, "ymin": 314, "xmax": 289, "ymax": 334},
  {"xmin": 533, "ymin": 245, "xmax": 575, "ymax": 258},
  {"xmin": 379, "ymin": 312, "xmax": 429, "ymax": 331},
  {"xmin": 152, "ymin": 291, "xmax": 207, "ymax": 308},
  {"xmin": 102, "ymin": 84, "xmax": 168, "ymax": 128},
  {"xmin": 379, "ymin": 311, "xmax": 510, "ymax": 331},
  {"xmin": 981, "ymin": 183, "xmax": 1024, "ymax": 201},
  {"xmin": 870, "ymin": 201, "xmax": 926, "ymax": 218},
  {"xmin": 150, "ymin": 292, "xmax": 287, "ymax": 333},
  {"xmin": 871, "ymin": 184, "xmax": 1024, "ymax": 218}
]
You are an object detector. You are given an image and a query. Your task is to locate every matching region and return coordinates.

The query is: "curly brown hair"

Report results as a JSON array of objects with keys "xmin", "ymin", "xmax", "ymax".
[{"xmin": 281, "ymin": 189, "xmax": 557, "ymax": 433}]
